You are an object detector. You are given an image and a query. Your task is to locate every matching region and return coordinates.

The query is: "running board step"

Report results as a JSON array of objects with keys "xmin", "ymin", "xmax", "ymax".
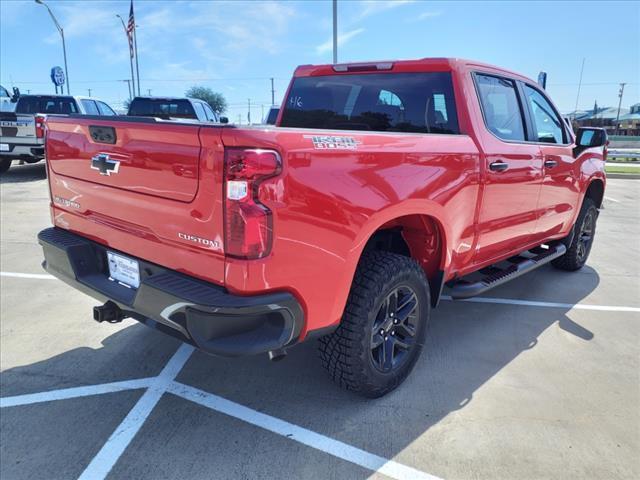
[{"xmin": 449, "ymin": 243, "xmax": 567, "ymax": 300}]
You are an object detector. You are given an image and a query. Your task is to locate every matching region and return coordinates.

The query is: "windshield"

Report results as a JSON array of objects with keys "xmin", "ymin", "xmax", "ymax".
[
  {"xmin": 128, "ymin": 99, "xmax": 197, "ymax": 119},
  {"xmin": 16, "ymin": 96, "xmax": 78, "ymax": 114},
  {"xmin": 280, "ymin": 72, "xmax": 459, "ymax": 134}
]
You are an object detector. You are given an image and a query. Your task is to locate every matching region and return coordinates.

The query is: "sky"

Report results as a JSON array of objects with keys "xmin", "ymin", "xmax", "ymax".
[{"xmin": 1, "ymin": 0, "xmax": 638, "ymax": 121}]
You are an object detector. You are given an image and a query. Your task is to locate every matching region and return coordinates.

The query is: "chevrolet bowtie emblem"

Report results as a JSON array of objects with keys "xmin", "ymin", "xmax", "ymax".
[{"xmin": 91, "ymin": 153, "xmax": 120, "ymax": 176}]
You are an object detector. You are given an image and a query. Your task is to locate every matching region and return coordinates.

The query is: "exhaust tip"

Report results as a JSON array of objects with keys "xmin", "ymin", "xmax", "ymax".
[{"xmin": 268, "ymin": 348, "xmax": 287, "ymax": 362}]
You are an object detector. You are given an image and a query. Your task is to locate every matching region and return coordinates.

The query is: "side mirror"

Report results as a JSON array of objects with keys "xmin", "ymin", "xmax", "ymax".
[
  {"xmin": 573, "ymin": 127, "xmax": 608, "ymax": 158},
  {"xmin": 576, "ymin": 127, "xmax": 607, "ymax": 148},
  {"xmin": 11, "ymin": 87, "xmax": 20, "ymax": 103},
  {"xmin": 219, "ymin": 116, "xmax": 229, "ymax": 124}
]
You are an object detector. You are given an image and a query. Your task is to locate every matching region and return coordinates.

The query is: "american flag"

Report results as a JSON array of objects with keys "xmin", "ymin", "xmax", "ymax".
[{"xmin": 126, "ymin": 0, "xmax": 135, "ymax": 59}]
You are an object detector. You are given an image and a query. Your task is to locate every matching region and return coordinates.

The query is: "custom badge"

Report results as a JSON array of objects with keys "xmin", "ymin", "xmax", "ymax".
[{"xmin": 304, "ymin": 135, "xmax": 361, "ymax": 150}]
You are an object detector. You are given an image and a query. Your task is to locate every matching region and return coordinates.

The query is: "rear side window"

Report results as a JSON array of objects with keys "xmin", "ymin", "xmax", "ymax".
[
  {"xmin": 524, "ymin": 85, "xmax": 565, "ymax": 144},
  {"xmin": 81, "ymin": 100, "xmax": 99, "ymax": 115},
  {"xmin": 16, "ymin": 96, "xmax": 78, "ymax": 114},
  {"xmin": 280, "ymin": 72, "xmax": 460, "ymax": 134},
  {"xmin": 475, "ymin": 74, "xmax": 525, "ymax": 142},
  {"xmin": 128, "ymin": 99, "xmax": 197, "ymax": 119}
]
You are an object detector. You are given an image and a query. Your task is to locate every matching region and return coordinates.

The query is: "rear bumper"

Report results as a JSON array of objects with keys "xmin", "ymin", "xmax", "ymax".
[
  {"xmin": 0, "ymin": 143, "xmax": 45, "ymax": 159},
  {"xmin": 38, "ymin": 227, "xmax": 305, "ymax": 356}
]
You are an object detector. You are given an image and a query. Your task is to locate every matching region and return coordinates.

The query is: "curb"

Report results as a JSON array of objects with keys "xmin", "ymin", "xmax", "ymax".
[{"xmin": 606, "ymin": 173, "xmax": 640, "ymax": 180}]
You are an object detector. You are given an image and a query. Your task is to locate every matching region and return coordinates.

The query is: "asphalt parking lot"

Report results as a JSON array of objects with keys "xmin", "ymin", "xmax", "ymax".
[{"xmin": 1, "ymin": 163, "xmax": 639, "ymax": 480}]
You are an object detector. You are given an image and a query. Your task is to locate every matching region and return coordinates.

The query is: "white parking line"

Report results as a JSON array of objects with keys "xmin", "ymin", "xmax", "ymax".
[
  {"xmin": 0, "ymin": 271, "xmax": 56, "ymax": 280},
  {"xmin": 441, "ymin": 295, "xmax": 640, "ymax": 313},
  {"xmin": 0, "ymin": 342, "xmax": 442, "ymax": 480},
  {"xmin": 604, "ymin": 196, "xmax": 620, "ymax": 203},
  {"xmin": 169, "ymin": 382, "xmax": 442, "ymax": 480},
  {"xmin": 2, "ymin": 270, "xmax": 638, "ymax": 313},
  {"xmin": 77, "ymin": 343, "xmax": 194, "ymax": 480},
  {"xmin": 0, "ymin": 378, "xmax": 154, "ymax": 408}
]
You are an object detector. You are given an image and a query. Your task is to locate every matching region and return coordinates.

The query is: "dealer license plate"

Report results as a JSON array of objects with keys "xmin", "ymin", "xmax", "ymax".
[{"xmin": 107, "ymin": 251, "xmax": 140, "ymax": 289}]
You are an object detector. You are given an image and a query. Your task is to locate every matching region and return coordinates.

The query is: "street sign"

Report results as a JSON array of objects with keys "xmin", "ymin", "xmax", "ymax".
[{"xmin": 50, "ymin": 66, "xmax": 65, "ymax": 87}]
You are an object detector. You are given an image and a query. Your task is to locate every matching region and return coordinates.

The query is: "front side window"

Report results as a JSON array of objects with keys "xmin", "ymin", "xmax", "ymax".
[
  {"xmin": 280, "ymin": 72, "xmax": 460, "ymax": 134},
  {"xmin": 81, "ymin": 100, "xmax": 99, "ymax": 115},
  {"xmin": 524, "ymin": 85, "xmax": 565, "ymax": 144},
  {"xmin": 202, "ymin": 103, "xmax": 218, "ymax": 122},
  {"xmin": 96, "ymin": 101, "xmax": 116, "ymax": 116},
  {"xmin": 475, "ymin": 74, "xmax": 525, "ymax": 142}
]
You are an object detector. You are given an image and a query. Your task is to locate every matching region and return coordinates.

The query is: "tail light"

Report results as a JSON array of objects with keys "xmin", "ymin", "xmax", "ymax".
[
  {"xmin": 224, "ymin": 148, "xmax": 281, "ymax": 259},
  {"xmin": 35, "ymin": 115, "xmax": 45, "ymax": 138}
]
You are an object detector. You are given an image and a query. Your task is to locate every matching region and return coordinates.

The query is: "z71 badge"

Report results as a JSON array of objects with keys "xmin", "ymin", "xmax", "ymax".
[{"xmin": 304, "ymin": 135, "xmax": 361, "ymax": 150}]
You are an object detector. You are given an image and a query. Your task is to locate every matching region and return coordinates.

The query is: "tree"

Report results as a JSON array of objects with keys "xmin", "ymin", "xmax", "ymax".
[{"xmin": 185, "ymin": 86, "xmax": 227, "ymax": 114}]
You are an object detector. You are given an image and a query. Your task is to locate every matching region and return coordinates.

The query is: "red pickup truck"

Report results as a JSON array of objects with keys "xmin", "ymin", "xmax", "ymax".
[{"xmin": 39, "ymin": 58, "xmax": 607, "ymax": 397}]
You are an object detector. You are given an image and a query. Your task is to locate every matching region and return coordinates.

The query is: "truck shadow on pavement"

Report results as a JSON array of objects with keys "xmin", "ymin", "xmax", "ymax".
[
  {"xmin": 0, "ymin": 265, "xmax": 599, "ymax": 479},
  {"xmin": 0, "ymin": 163, "xmax": 46, "ymax": 184}
]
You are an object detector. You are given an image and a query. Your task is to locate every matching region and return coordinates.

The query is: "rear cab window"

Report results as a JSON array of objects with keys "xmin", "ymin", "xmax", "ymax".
[
  {"xmin": 16, "ymin": 96, "xmax": 78, "ymax": 114},
  {"xmin": 128, "ymin": 99, "xmax": 197, "ymax": 119},
  {"xmin": 280, "ymin": 72, "xmax": 460, "ymax": 134}
]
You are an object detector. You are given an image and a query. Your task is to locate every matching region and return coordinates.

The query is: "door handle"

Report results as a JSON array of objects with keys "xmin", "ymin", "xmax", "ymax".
[
  {"xmin": 489, "ymin": 161, "xmax": 509, "ymax": 172},
  {"xmin": 544, "ymin": 159, "xmax": 558, "ymax": 169}
]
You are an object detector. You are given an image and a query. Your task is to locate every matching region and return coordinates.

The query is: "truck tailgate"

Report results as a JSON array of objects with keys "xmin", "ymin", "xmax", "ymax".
[
  {"xmin": 0, "ymin": 112, "xmax": 36, "ymax": 142},
  {"xmin": 45, "ymin": 116, "xmax": 226, "ymax": 285}
]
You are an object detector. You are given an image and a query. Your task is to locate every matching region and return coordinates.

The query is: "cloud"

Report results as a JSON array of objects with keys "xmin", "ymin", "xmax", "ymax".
[
  {"xmin": 356, "ymin": 0, "xmax": 415, "ymax": 20},
  {"xmin": 316, "ymin": 28, "xmax": 365, "ymax": 55},
  {"xmin": 408, "ymin": 10, "xmax": 443, "ymax": 22}
]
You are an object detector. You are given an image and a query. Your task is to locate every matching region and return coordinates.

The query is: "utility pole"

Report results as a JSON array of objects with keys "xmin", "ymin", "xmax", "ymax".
[
  {"xmin": 247, "ymin": 98, "xmax": 251, "ymax": 125},
  {"xmin": 237, "ymin": 114, "xmax": 242, "ymax": 125},
  {"xmin": 147, "ymin": 88, "xmax": 152, "ymax": 96},
  {"xmin": 35, "ymin": 0, "xmax": 70, "ymax": 94},
  {"xmin": 119, "ymin": 79, "xmax": 132, "ymax": 100},
  {"xmin": 261, "ymin": 104, "xmax": 264, "ymax": 122},
  {"xmin": 332, "ymin": 0, "xmax": 338, "ymax": 64},
  {"xmin": 614, "ymin": 83, "xmax": 626, "ymax": 136},
  {"xmin": 87, "ymin": 89, "xmax": 92, "ymax": 97},
  {"xmin": 573, "ymin": 57, "xmax": 585, "ymax": 115},
  {"xmin": 270, "ymin": 77, "xmax": 275, "ymax": 105}
]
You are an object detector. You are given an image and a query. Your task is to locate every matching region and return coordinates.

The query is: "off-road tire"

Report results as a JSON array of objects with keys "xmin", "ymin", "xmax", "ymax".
[
  {"xmin": 318, "ymin": 251, "xmax": 430, "ymax": 398},
  {"xmin": 0, "ymin": 159, "xmax": 11, "ymax": 174},
  {"xmin": 552, "ymin": 197, "xmax": 598, "ymax": 271}
]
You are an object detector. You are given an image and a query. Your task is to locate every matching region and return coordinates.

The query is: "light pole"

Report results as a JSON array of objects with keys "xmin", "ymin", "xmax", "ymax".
[
  {"xmin": 35, "ymin": 0, "xmax": 70, "ymax": 95},
  {"xmin": 332, "ymin": 0, "xmax": 338, "ymax": 64},
  {"xmin": 116, "ymin": 14, "xmax": 136, "ymax": 99}
]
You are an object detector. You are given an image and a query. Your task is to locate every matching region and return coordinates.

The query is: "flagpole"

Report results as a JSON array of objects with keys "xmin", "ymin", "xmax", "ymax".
[
  {"xmin": 133, "ymin": 22, "xmax": 141, "ymax": 96},
  {"xmin": 116, "ymin": 14, "xmax": 135, "ymax": 99}
]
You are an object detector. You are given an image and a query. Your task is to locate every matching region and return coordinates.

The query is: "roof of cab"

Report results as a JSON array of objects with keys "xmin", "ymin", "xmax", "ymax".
[{"xmin": 294, "ymin": 57, "xmax": 536, "ymax": 85}]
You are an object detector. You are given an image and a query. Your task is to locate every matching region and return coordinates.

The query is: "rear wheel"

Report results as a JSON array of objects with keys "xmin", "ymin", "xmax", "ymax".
[
  {"xmin": 318, "ymin": 251, "xmax": 430, "ymax": 398},
  {"xmin": 552, "ymin": 197, "xmax": 598, "ymax": 271},
  {"xmin": 0, "ymin": 159, "xmax": 11, "ymax": 174}
]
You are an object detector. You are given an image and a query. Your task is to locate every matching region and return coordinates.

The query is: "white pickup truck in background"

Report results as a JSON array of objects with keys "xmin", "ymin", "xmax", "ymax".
[{"xmin": 0, "ymin": 94, "xmax": 117, "ymax": 174}]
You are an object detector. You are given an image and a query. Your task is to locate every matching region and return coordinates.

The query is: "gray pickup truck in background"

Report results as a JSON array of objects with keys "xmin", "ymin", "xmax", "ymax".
[{"xmin": 0, "ymin": 94, "xmax": 117, "ymax": 174}]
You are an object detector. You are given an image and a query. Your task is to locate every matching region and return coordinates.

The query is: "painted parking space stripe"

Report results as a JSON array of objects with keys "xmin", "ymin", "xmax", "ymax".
[
  {"xmin": 77, "ymin": 343, "xmax": 195, "ymax": 480},
  {"xmin": 0, "ymin": 377, "xmax": 154, "ymax": 408},
  {"xmin": 169, "ymin": 382, "xmax": 442, "ymax": 480},
  {"xmin": 441, "ymin": 295, "xmax": 640, "ymax": 313},
  {"xmin": 1, "ymin": 271, "xmax": 56, "ymax": 280},
  {"xmin": 3, "ymin": 270, "xmax": 638, "ymax": 313}
]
